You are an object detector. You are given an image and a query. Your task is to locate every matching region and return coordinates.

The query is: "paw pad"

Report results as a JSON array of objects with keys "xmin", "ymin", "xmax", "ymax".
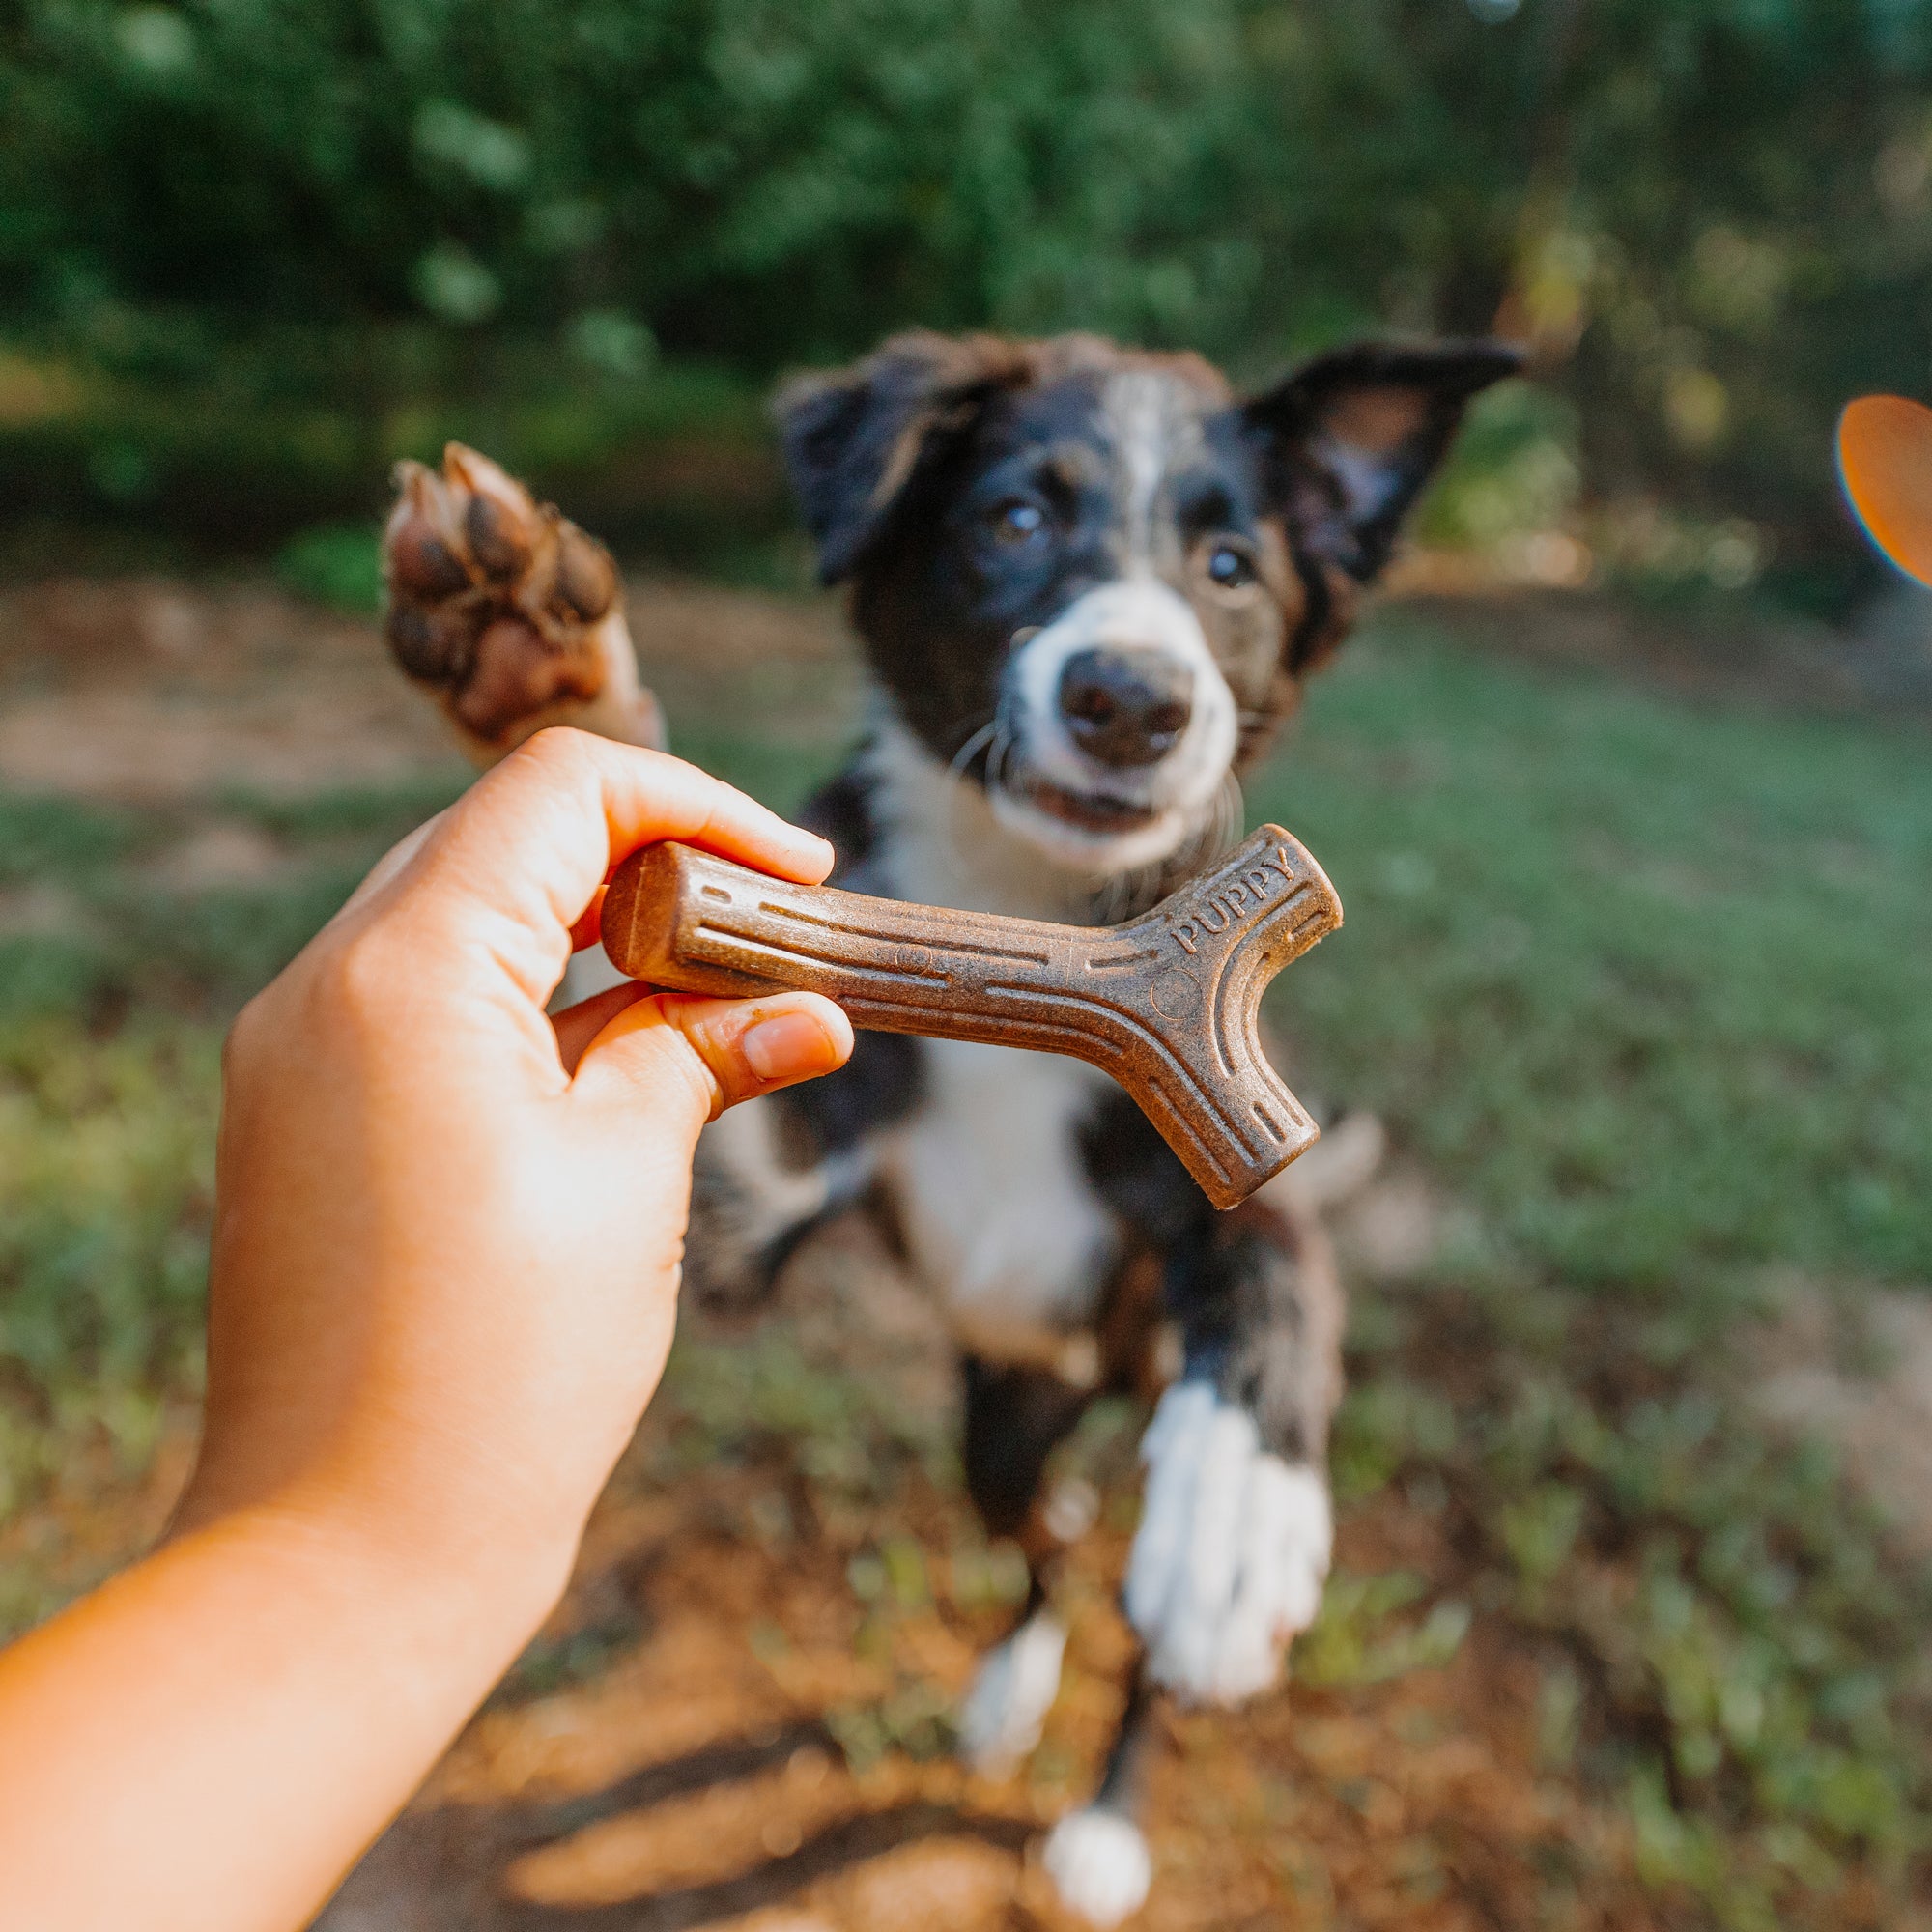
[{"xmin": 382, "ymin": 443, "xmax": 629, "ymax": 749}]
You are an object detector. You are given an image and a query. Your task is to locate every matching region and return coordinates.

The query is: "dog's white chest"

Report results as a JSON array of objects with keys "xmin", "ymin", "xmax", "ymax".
[{"xmin": 883, "ymin": 1038, "xmax": 1116, "ymax": 1360}]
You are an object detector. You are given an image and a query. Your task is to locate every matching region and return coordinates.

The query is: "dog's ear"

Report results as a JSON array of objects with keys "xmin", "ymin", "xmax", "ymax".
[
  {"xmin": 1243, "ymin": 339, "xmax": 1522, "ymax": 583},
  {"xmin": 775, "ymin": 332, "xmax": 1029, "ymax": 584}
]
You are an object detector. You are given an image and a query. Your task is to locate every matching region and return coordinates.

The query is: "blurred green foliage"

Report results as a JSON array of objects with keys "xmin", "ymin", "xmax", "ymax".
[
  {"xmin": 4, "ymin": 0, "xmax": 1932, "ymax": 584},
  {"xmin": 273, "ymin": 521, "xmax": 384, "ymax": 612}
]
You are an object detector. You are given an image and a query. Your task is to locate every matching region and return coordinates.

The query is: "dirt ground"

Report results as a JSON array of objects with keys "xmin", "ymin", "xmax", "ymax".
[
  {"xmin": 4, "ymin": 571, "xmax": 1925, "ymax": 1931},
  {"xmin": 298, "ymin": 1211, "xmax": 1651, "ymax": 1932}
]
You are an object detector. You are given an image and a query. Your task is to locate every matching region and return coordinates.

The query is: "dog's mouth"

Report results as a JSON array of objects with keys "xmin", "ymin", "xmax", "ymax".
[
  {"xmin": 955, "ymin": 729, "xmax": 1166, "ymax": 837},
  {"xmin": 1017, "ymin": 775, "xmax": 1162, "ymax": 834}
]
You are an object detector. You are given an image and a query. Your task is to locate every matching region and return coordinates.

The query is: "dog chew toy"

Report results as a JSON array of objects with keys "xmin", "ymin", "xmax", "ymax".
[
  {"xmin": 602, "ymin": 825, "xmax": 1342, "ymax": 1209},
  {"xmin": 1838, "ymin": 393, "xmax": 1932, "ymax": 585}
]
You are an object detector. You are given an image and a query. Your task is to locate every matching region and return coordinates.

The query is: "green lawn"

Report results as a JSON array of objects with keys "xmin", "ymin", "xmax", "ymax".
[
  {"xmin": 1261, "ymin": 616, "xmax": 1932, "ymax": 1306},
  {"xmin": 2, "ymin": 606, "xmax": 1928, "ymax": 1923}
]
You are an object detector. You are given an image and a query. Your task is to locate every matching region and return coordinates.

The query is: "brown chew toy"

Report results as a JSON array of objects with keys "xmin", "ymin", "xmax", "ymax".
[{"xmin": 601, "ymin": 825, "xmax": 1342, "ymax": 1209}]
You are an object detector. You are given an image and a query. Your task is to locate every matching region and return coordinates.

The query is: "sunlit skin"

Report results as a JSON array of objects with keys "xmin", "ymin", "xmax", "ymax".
[{"xmin": 0, "ymin": 730, "xmax": 853, "ymax": 1932}]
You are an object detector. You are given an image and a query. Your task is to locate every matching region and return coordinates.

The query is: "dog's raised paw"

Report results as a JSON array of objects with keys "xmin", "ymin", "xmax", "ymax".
[
  {"xmin": 382, "ymin": 443, "xmax": 663, "ymax": 760},
  {"xmin": 1123, "ymin": 1379, "xmax": 1331, "ymax": 1705},
  {"xmin": 1042, "ymin": 1807, "xmax": 1151, "ymax": 1926}
]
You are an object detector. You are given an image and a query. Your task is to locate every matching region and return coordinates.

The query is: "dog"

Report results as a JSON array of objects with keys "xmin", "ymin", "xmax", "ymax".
[{"xmin": 382, "ymin": 328, "xmax": 1518, "ymax": 1925}]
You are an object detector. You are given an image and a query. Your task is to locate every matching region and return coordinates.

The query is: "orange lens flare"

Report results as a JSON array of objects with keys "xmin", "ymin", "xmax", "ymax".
[{"xmin": 1838, "ymin": 393, "xmax": 1932, "ymax": 586}]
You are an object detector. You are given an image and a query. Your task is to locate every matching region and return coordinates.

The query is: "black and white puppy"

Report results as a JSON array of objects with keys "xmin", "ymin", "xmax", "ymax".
[
  {"xmin": 704, "ymin": 331, "xmax": 1515, "ymax": 1923},
  {"xmin": 382, "ymin": 329, "xmax": 1516, "ymax": 1927}
]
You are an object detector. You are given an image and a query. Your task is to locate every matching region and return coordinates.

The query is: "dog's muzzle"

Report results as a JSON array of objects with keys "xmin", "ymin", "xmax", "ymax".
[{"xmin": 992, "ymin": 581, "xmax": 1238, "ymax": 867}]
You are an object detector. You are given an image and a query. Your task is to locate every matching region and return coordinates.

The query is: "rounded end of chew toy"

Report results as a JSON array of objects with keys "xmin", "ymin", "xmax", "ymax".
[{"xmin": 1838, "ymin": 394, "xmax": 1932, "ymax": 586}]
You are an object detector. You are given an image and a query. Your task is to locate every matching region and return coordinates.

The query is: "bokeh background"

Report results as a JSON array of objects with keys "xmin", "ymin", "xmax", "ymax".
[{"xmin": 3, "ymin": 5, "xmax": 1931, "ymax": 1928}]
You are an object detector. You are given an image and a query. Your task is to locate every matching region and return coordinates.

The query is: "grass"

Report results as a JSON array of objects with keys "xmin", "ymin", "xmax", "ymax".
[
  {"xmin": 1258, "ymin": 615, "xmax": 1932, "ymax": 1303},
  {"xmin": 0, "ymin": 780, "xmax": 465, "ymax": 1557},
  {"xmin": 1, "ymin": 605, "xmax": 1928, "ymax": 1922}
]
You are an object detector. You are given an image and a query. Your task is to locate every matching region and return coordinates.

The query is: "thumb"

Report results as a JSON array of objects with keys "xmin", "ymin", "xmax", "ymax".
[{"xmin": 570, "ymin": 989, "xmax": 854, "ymax": 1122}]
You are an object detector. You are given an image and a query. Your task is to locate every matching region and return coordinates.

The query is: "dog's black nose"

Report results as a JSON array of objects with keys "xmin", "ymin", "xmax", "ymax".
[{"xmin": 1058, "ymin": 648, "xmax": 1194, "ymax": 767}]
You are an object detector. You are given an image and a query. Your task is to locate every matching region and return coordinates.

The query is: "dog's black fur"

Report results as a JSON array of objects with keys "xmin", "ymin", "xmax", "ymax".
[{"xmin": 686, "ymin": 329, "xmax": 1517, "ymax": 1918}]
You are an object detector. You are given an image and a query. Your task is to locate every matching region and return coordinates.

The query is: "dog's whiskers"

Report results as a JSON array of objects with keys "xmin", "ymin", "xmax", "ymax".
[
  {"xmin": 939, "ymin": 718, "xmax": 1001, "ymax": 875},
  {"xmin": 988, "ymin": 715, "xmax": 1019, "ymax": 799},
  {"xmin": 1212, "ymin": 770, "xmax": 1245, "ymax": 856},
  {"xmin": 948, "ymin": 719, "xmax": 999, "ymax": 787}
]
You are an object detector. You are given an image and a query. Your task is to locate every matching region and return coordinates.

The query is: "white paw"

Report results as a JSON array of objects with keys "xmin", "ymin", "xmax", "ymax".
[
  {"xmin": 1042, "ymin": 1807, "xmax": 1151, "ymax": 1926},
  {"xmin": 1123, "ymin": 1380, "xmax": 1331, "ymax": 1705},
  {"xmin": 957, "ymin": 1613, "xmax": 1065, "ymax": 1773}
]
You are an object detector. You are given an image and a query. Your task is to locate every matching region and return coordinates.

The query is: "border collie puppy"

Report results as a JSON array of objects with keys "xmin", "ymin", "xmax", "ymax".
[{"xmin": 383, "ymin": 330, "xmax": 1517, "ymax": 1926}]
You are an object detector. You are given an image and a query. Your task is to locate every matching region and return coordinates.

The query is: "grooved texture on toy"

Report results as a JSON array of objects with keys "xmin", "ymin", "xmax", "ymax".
[{"xmin": 601, "ymin": 824, "xmax": 1342, "ymax": 1209}]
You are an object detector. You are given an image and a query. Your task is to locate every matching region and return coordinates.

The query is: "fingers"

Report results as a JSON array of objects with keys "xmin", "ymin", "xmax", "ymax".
[
  {"xmin": 460, "ymin": 728, "xmax": 832, "ymax": 911},
  {"xmin": 352, "ymin": 730, "xmax": 835, "ymax": 1006},
  {"xmin": 568, "ymin": 886, "xmax": 608, "ymax": 954},
  {"xmin": 571, "ymin": 990, "xmax": 853, "ymax": 1122},
  {"xmin": 551, "ymin": 980, "xmax": 649, "ymax": 1075}
]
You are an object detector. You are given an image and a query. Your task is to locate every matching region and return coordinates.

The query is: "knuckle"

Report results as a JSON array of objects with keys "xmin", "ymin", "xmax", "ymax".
[
  {"xmin": 643, "ymin": 997, "xmax": 727, "ymax": 1117},
  {"xmin": 518, "ymin": 723, "xmax": 599, "ymax": 780},
  {"xmin": 682, "ymin": 1041, "xmax": 729, "ymax": 1122},
  {"xmin": 222, "ymin": 922, "xmax": 401, "ymax": 1076},
  {"xmin": 308, "ymin": 923, "xmax": 403, "ymax": 1033}
]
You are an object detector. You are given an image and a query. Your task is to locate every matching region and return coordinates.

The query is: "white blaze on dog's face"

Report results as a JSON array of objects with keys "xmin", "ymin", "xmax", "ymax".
[
  {"xmin": 777, "ymin": 331, "xmax": 1520, "ymax": 880},
  {"xmin": 988, "ymin": 371, "xmax": 1236, "ymax": 869}
]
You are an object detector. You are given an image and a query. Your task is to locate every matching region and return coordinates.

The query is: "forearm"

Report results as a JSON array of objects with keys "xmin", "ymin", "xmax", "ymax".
[{"xmin": 0, "ymin": 1503, "xmax": 563, "ymax": 1932}]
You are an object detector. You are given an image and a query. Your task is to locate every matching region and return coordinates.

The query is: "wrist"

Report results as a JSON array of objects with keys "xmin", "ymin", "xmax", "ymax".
[{"xmin": 171, "ymin": 1478, "xmax": 580, "ymax": 1692}]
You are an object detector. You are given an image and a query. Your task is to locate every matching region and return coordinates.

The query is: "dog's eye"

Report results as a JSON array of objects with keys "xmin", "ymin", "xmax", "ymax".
[
  {"xmin": 989, "ymin": 499, "xmax": 1048, "ymax": 546},
  {"xmin": 1207, "ymin": 541, "xmax": 1256, "ymax": 589}
]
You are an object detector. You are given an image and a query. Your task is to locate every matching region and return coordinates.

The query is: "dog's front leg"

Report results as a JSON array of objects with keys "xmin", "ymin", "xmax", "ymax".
[
  {"xmin": 683, "ymin": 1028, "xmax": 924, "ymax": 1312},
  {"xmin": 1040, "ymin": 1655, "xmax": 1158, "ymax": 1926},
  {"xmin": 1037, "ymin": 1193, "xmax": 1341, "ymax": 1925},
  {"xmin": 1122, "ymin": 1191, "xmax": 1343, "ymax": 1705},
  {"xmin": 953, "ymin": 1355, "xmax": 1096, "ymax": 1775}
]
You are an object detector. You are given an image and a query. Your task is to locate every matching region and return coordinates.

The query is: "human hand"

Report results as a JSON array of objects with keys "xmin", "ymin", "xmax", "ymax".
[
  {"xmin": 173, "ymin": 728, "xmax": 853, "ymax": 1617},
  {"xmin": 0, "ymin": 731, "xmax": 852, "ymax": 1932}
]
